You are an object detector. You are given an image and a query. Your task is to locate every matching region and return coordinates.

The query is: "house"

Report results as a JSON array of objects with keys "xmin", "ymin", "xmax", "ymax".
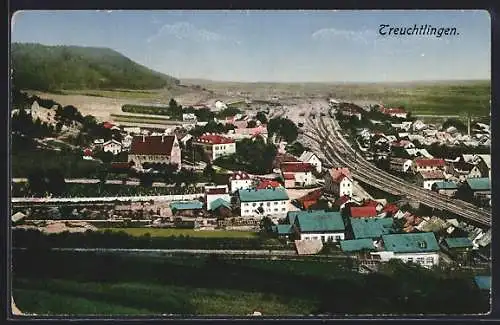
[
  {"xmin": 180, "ymin": 134, "xmax": 193, "ymax": 147},
  {"xmin": 340, "ymin": 238, "xmax": 376, "ymax": 253},
  {"xmin": 123, "ymin": 126, "xmax": 141, "ymax": 135},
  {"xmin": 293, "ymin": 210, "xmax": 346, "ymax": 243},
  {"xmin": 182, "ymin": 113, "xmax": 197, "ymax": 122},
  {"xmin": 412, "ymin": 120, "xmax": 427, "ymax": 132},
  {"xmin": 371, "ymin": 232, "xmax": 440, "ymax": 268},
  {"xmin": 193, "ymin": 133, "xmax": 236, "ymax": 162},
  {"xmin": 214, "ymin": 100, "xmax": 228, "ymax": 110},
  {"xmin": 280, "ymin": 162, "xmax": 315, "ymax": 188},
  {"xmin": 416, "ymin": 170, "xmax": 445, "ymax": 190},
  {"xmin": 296, "ymin": 189, "xmax": 323, "ymax": 210},
  {"xmin": 121, "ymin": 134, "xmax": 133, "ymax": 151},
  {"xmin": 255, "ymin": 179, "xmax": 283, "ymax": 190},
  {"xmin": 380, "ymin": 107, "xmax": 408, "ymax": 119},
  {"xmin": 324, "ymin": 167, "xmax": 353, "ymax": 197},
  {"xmin": 349, "ymin": 217, "xmax": 394, "ymax": 240},
  {"xmin": 441, "ymin": 237, "xmax": 473, "ymax": 254},
  {"xmin": 456, "ymin": 177, "xmax": 491, "ymax": 206},
  {"xmin": 103, "ymin": 140, "xmax": 122, "ymax": 155},
  {"xmin": 413, "ymin": 158, "xmax": 446, "ymax": 173},
  {"xmin": 431, "ymin": 181, "xmax": 458, "ymax": 197},
  {"xmin": 169, "ymin": 200, "xmax": 203, "ymax": 217},
  {"xmin": 350, "ymin": 206, "xmax": 378, "ymax": 218},
  {"xmin": 274, "ymin": 224, "xmax": 294, "ymax": 240},
  {"xmin": 299, "ymin": 151, "xmax": 322, "ymax": 173},
  {"xmin": 476, "ymin": 154, "xmax": 491, "ymax": 179},
  {"xmin": 11, "ymin": 211, "xmax": 26, "ymax": 224},
  {"xmin": 448, "ymin": 161, "xmax": 482, "ymax": 181},
  {"xmin": 129, "ymin": 135, "xmax": 181, "ymax": 169},
  {"xmin": 389, "ymin": 158, "xmax": 413, "ymax": 173},
  {"xmin": 228, "ymin": 125, "xmax": 269, "ymax": 142},
  {"xmin": 209, "ymin": 197, "xmax": 232, "ymax": 214},
  {"xmin": 83, "ymin": 148, "xmax": 93, "ymax": 160},
  {"xmin": 205, "ymin": 185, "xmax": 231, "ymax": 211},
  {"xmin": 237, "ymin": 187, "xmax": 290, "ymax": 218},
  {"xmin": 229, "ymin": 171, "xmax": 254, "ymax": 193},
  {"xmin": 102, "ymin": 121, "xmax": 120, "ymax": 130}
]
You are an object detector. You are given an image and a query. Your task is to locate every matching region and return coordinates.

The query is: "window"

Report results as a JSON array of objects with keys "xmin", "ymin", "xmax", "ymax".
[
  {"xmin": 426, "ymin": 257, "xmax": 434, "ymax": 264},
  {"xmin": 274, "ymin": 202, "xmax": 278, "ymax": 205},
  {"xmin": 321, "ymin": 236, "xmax": 325, "ymax": 242},
  {"xmin": 267, "ymin": 202, "xmax": 271, "ymax": 206},
  {"xmin": 252, "ymin": 203, "xmax": 256, "ymax": 207},
  {"xmin": 274, "ymin": 208, "xmax": 278, "ymax": 212},
  {"xmin": 282, "ymin": 208, "xmax": 286, "ymax": 211},
  {"xmin": 407, "ymin": 258, "xmax": 413, "ymax": 263},
  {"xmin": 417, "ymin": 257, "xmax": 425, "ymax": 264},
  {"xmin": 244, "ymin": 203, "xmax": 249, "ymax": 207},
  {"xmin": 335, "ymin": 236, "xmax": 341, "ymax": 241}
]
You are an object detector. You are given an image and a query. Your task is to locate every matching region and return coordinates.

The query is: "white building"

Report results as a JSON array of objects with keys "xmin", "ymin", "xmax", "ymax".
[
  {"xmin": 324, "ymin": 167, "xmax": 353, "ymax": 197},
  {"xmin": 280, "ymin": 162, "xmax": 316, "ymax": 189},
  {"xmin": 229, "ymin": 171, "xmax": 254, "ymax": 193},
  {"xmin": 193, "ymin": 133, "xmax": 236, "ymax": 162},
  {"xmin": 121, "ymin": 134, "xmax": 133, "ymax": 151},
  {"xmin": 371, "ymin": 232, "xmax": 440, "ymax": 268},
  {"xmin": 298, "ymin": 151, "xmax": 322, "ymax": 173},
  {"xmin": 129, "ymin": 135, "xmax": 181, "ymax": 168},
  {"xmin": 205, "ymin": 185, "xmax": 231, "ymax": 211},
  {"xmin": 291, "ymin": 210, "xmax": 346, "ymax": 243},
  {"xmin": 237, "ymin": 188, "xmax": 290, "ymax": 218},
  {"xmin": 215, "ymin": 100, "xmax": 228, "ymax": 111},
  {"xmin": 182, "ymin": 113, "xmax": 197, "ymax": 122},
  {"xmin": 416, "ymin": 170, "xmax": 445, "ymax": 190},
  {"xmin": 103, "ymin": 140, "xmax": 122, "ymax": 155}
]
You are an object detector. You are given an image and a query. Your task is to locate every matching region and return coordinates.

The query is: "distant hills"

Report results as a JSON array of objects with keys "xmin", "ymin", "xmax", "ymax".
[{"xmin": 11, "ymin": 43, "xmax": 180, "ymax": 91}]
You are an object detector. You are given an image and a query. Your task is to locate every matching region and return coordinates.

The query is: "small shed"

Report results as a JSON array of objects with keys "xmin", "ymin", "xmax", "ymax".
[{"xmin": 11, "ymin": 211, "xmax": 26, "ymax": 224}]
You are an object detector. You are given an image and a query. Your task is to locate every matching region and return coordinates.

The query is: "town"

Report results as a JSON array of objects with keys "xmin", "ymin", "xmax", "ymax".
[{"xmin": 10, "ymin": 10, "xmax": 491, "ymax": 317}]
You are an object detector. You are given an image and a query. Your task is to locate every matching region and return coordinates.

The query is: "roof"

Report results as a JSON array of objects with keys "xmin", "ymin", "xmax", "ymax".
[
  {"xmin": 238, "ymin": 187, "xmax": 289, "ymax": 202},
  {"xmin": 110, "ymin": 162, "xmax": 132, "ymax": 169},
  {"xmin": 280, "ymin": 162, "xmax": 314, "ymax": 173},
  {"xmin": 466, "ymin": 177, "xmax": 491, "ymax": 191},
  {"xmin": 12, "ymin": 211, "xmax": 26, "ymax": 222},
  {"xmin": 334, "ymin": 195, "xmax": 352, "ymax": 207},
  {"xmin": 350, "ymin": 206, "xmax": 378, "ymax": 218},
  {"xmin": 276, "ymin": 224, "xmax": 293, "ymax": 235},
  {"xmin": 206, "ymin": 188, "xmax": 228, "ymax": 195},
  {"xmin": 382, "ymin": 204, "xmax": 399, "ymax": 215},
  {"xmin": 256, "ymin": 180, "xmax": 282, "ymax": 189},
  {"xmin": 295, "ymin": 210, "xmax": 345, "ymax": 232},
  {"xmin": 474, "ymin": 276, "xmax": 492, "ymax": 291},
  {"xmin": 195, "ymin": 134, "xmax": 235, "ymax": 145},
  {"xmin": 340, "ymin": 239, "xmax": 376, "ymax": 252},
  {"xmin": 295, "ymin": 239, "xmax": 323, "ymax": 255},
  {"xmin": 418, "ymin": 170, "xmax": 445, "ymax": 180},
  {"xmin": 103, "ymin": 139, "xmax": 121, "ymax": 146},
  {"xmin": 130, "ymin": 136, "xmax": 176, "ymax": 155},
  {"xmin": 433, "ymin": 181, "xmax": 458, "ymax": 190},
  {"xmin": 328, "ymin": 167, "xmax": 352, "ymax": 183},
  {"xmin": 299, "ymin": 151, "xmax": 318, "ymax": 162},
  {"xmin": 210, "ymin": 198, "xmax": 231, "ymax": 211},
  {"xmin": 477, "ymin": 154, "xmax": 491, "ymax": 169},
  {"xmin": 283, "ymin": 173, "xmax": 296, "ymax": 180},
  {"xmin": 169, "ymin": 200, "xmax": 203, "ymax": 211},
  {"xmin": 297, "ymin": 189, "xmax": 323, "ymax": 204},
  {"xmin": 381, "ymin": 107, "xmax": 406, "ymax": 114},
  {"xmin": 382, "ymin": 232, "xmax": 439, "ymax": 253},
  {"xmin": 443, "ymin": 237, "xmax": 473, "ymax": 249},
  {"xmin": 415, "ymin": 158, "xmax": 445, "ymax": 168},
  {"xmin": 230, "ymin": 171, "xmax": 251, "ymax": 180},
  {"xmin": 453, "ymin": 161, "xmax": 475, "ymax": 172},
  {"xmin": 83, "ymin": 148, "xmax": 93, "ymax": 156},
  {"xmin": 350, "ymin": 217, "xmax": 394, "ymax": 239},
  {"xmin": 102, "ymin": 121, "xmax": 115, "ymax": 129}
]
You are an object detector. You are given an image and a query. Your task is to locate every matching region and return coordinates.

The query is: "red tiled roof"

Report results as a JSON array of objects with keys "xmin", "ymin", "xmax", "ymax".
[
  {"xmin": 280, "ymin": 162, "xmax": 314, "ymax": 173},
  {"xmin": 130, "ymin": 136, "xmax": 176, "ymax": 155},
  {"xmin": 83, "ymin": 148, "xmax": 93, "ymax": 156},
  {"xmin": 415, "ymin": 158, "xmax": 445, "ymax": 167},
  {"xmin": 350, "ymin": 206, "xmax": 378, "ymax": 218},
  {"xmin": 256, "ymin": 180, "xmax": 282, "ymax": 189},
  {"xmin": 381, "ymin": 107, "xmax": 406, "ymax": 115},
  {"xmin": 230, "ymin": 171, "xmax": 251, "ymax": 180},
  {"xmin": 103, "ymin": 122, "xmax": 115, "ymax": 129},
  {"xmin": 195, "ymin": 134, "xmax": 235, "ymax": 145},
  {"xmin": 206, "ymin": 188, "xmax": 228, "ymax": 195},
  {"xmin": 329, "ymin": 167, "xmax": 352, "ymax": 183},
  {"xmin": 297, "ymin": 189, "xmax": 323, "ymax": 203},
  {"xmin": 334, "ymin": 195, "xmax": 351, "ymax": 206},
  {"xmin": 382, "ymin": 204, "xmax": 399, "ymax": 214},
  {"xmin": 111, "ymin": 162, "xmax": 132, "ymax": 169},
  {"xmin": 283, "ymin": 173, "xmax": 296, "ymax": 180},
  {"xmin": 273, "ymin": 153, "xmax": 299, "ymax": 167}
]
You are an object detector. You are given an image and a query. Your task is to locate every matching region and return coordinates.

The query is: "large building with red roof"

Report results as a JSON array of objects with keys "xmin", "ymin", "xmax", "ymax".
[
  {"xmin": 324, "ymin": 167, "xmax": 353, "ymax": 197},
  {"xmin": 379, "ymin": 106, "xmax": 408, "ymax": 119},
  {"xmin": 280, "ymin": 162, "xmax": 315, "ymax": 188},
  {"xmin": 350, "ymin": 206, "xmax": 378, "ymax": 218},
  {"xmin": 193, "ymin": 133, "xmax": 236, "ymax": 162},
  {"xmin": 413, "ymin": 158, "xmax": 446, "ymax": 173},
  {"xmin": 129, "ymin": 135, "xmax": 181, "ymax": 168}
]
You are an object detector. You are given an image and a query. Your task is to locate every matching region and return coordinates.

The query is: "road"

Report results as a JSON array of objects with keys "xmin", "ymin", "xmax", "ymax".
[
  {"xmin": 11, "ymin": 193, "xmax": 203, "ymax": 204},
  {"xmin": 12, "ymin": 178, "xmax": 208, "ymax": 188},
  {"xmin": 304, "ymin": 115, "xmax": 491, "ymax": 227}
]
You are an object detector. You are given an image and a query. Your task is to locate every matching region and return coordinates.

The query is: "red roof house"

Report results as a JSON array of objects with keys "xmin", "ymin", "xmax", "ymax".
[
  {"xmin": 195, "ymin": 134, "xmax": 235, "ymax": 145},
  {"xmin": 414, "ymin": 158, "xmax": 446, "ymax": 169},
  {"xmin": 297, "ymin": 189, "xmax": 323, "ymax": 209},
  {"xmin": 129, "ymin": 135, "xmax": 181, "ymax": 167},
  {"xmin": 280, "ymin": 162, "xmax": 314, "ymax": 173},
  {"xmin": 256, "ymin": 179, "xmax": 282, "ymax": 189},
  {"xmin": 350, "ymin": 206, "xmax": 378, "ymax": 218}
]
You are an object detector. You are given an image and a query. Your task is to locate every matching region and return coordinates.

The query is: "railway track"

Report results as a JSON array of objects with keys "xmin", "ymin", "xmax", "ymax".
[{"xmin": 305, "ymin": 116, "xmax": 491, "ymax": 227}]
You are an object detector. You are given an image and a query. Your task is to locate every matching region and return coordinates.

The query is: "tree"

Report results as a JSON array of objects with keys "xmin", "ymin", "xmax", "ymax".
[
  {"xmin": 139, "ymin": 173, "xmax": 154, "ymax": 188},
  {"xmin": 256, "ymin": 111, "xmax": 268, "ymax": 124},
  {"xmin": 267, "ymin": 117, "xmax": 298, "ymax": 143},
  {"xmin": 259, "ymin": 216, "xmax": 274, "ymax": 233},
  {"xmin": 45, "ymin": 168, "xmax": 66, "ymax": 197},
  {"xmin": 203, "ymin": 164, "xmax": 216, "ymax": 181},
  {"xmin": 286, "ymin": 141, "xmax": 305, "ymax": 156}
]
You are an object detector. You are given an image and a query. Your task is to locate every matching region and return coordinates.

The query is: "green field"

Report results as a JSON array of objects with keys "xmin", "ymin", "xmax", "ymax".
[
  {"xmin": 12, "ymin": 250, "xmax": 489, "ymax": 315},
  {"xmin": 110, "ymin": 113, "xmax": 172, "ymax": 121},
  {"xmin": 100, "ymin": 228, "xmax": 258, "ymax": 238},
  {"xmin": 61, "ymin": 89, "xmax": 171, "ymax": 100}
]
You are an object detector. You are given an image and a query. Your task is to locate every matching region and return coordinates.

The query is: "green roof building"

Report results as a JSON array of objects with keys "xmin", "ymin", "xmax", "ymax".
[
  {"xmin": 466, "ymin": 177, "xmax": 491, "ymax": 191},
  {"xmin": 169, "ymin": 200, "xmax": 203, "ymax": 211},
  {"xmin": 209, "ymin": 198, "xmax": 231, "ymax": 211},
  {"xmin": 382, "ymin": 232, "xmax": 439, "ymax": 253},
  {"xmin": 238, "ymin": 188, "xmax": 289, "ymax": 202},
  {"xmin": 340, "ymin": 238, "xmax": 375, "ymax": 252},
  {"xmin": 294, "ymin": 210, "xmax": 346, "ymax": 243},
  {"xmin": 443, "ymin": 237, "xmax": 473, "ymax": 250},
  {"xmin": 432, "ymin": 181, "xmax": 458, "ymax": 190},
  {"xmin": 350, "ymin": 217, "xmax": 394, "ymax": 239},
  {"xmin": 275, "ymin": 224, "xmax": 293, "ymax": 236}
]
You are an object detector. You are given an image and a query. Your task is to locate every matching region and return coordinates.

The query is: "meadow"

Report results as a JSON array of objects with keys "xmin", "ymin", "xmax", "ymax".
[
  {"xmin": 99, "ymin": 228, "xmax": 258, "ymax": 238},
  {"xmin": 12, "ymin": 250, "xmax": 489, "ymax": 316}
]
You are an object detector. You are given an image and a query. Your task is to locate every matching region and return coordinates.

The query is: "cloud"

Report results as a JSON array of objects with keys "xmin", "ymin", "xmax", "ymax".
[
  {"xmin": 311, "ymin": 28, "xmax": 376, "ymax": 44},
  {"xmin": 147, "ymin": 22, "xmax": 226, "ymax": 43}
]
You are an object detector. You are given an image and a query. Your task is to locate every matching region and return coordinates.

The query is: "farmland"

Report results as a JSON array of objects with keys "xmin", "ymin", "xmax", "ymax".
[{"xmin": 99, "ymin": 228, "xmax": 258, "ymax": 238}]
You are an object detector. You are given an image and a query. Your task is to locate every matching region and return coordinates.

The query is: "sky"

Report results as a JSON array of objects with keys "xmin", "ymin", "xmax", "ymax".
[{"xmin": 11, "ymin": 10, "xmax": 491, "ymax": 83}]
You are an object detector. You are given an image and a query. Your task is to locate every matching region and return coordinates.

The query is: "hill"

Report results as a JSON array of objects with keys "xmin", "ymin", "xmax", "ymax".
[{"xmin": 11, "ymin": 43, "xmax": 180, "ymax": 91}]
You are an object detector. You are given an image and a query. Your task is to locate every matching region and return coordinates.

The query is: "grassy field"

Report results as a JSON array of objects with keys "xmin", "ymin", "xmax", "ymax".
[
  {"xmin": 99, "ymin": 228, "xmax": 258, "ymax": 238},
  {"xmin": 12, "ymin": 250, "xmax": 489, "ymax": 316}
]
